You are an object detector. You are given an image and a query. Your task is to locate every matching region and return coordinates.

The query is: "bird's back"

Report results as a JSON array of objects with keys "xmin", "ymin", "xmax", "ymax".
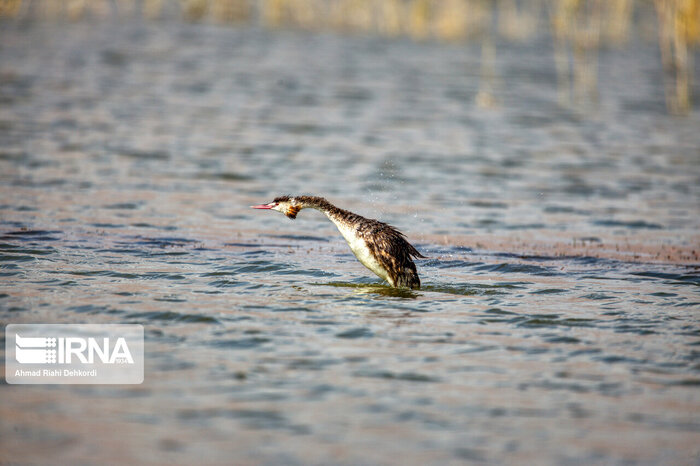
[
  {"xmin": 359, "ymin": 220, "xmax": 424, "ymax": 289},
  {"xmin": 328, "ymin": 208, "xmax": 424, "ymax": 289}
]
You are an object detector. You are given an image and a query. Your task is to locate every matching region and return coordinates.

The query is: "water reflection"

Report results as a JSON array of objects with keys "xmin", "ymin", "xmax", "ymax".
[{"xmin": 317, "ymin": 281, "xmax": 420, "ymax": 298}]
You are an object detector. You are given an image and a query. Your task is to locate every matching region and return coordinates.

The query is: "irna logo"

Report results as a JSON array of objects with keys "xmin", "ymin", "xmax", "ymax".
[
  {"xmin": 6, "ymin": 324, "xmax": 144, "ymax": 384},
  {"xmin": 15, "ymin": 334, "xmax": 134, "ymax": 365}
]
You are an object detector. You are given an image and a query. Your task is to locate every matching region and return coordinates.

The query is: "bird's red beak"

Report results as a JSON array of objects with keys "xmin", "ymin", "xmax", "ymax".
[{"xmin": 250, "ymin": 203, "xmax": 274, "ymax": 209}]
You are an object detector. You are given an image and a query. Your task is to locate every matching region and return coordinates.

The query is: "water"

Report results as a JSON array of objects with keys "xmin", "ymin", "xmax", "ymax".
[{"xmin": 1, "ymin": 21, "xmax": 700, "ymax": 465}]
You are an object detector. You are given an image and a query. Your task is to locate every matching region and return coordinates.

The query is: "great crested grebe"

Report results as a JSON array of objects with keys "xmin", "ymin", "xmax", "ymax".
[{"xmin": 251, "ymin": 195, "xmax": 425, "ymax": 289}]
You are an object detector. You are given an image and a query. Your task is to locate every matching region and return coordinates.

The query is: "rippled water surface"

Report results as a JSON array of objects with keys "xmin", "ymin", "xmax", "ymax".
[{"xmin": 1, "ymin": 21, "xmax": 700, "ymax": 465}]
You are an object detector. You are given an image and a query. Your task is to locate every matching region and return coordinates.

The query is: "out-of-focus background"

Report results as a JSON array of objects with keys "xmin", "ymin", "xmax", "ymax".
[
  {"xmin": 3, "ymin": 0, "xmax": 700, "ymax": 114},
  {"xmin": 1, "ymin": 1, "xmax": 699, "ymax": 465}
]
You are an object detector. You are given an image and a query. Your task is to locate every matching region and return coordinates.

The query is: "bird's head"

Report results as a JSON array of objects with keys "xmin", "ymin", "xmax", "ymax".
[{"xmin": 250, "ymin": 195, "xmax": 302, "ymax": 219}]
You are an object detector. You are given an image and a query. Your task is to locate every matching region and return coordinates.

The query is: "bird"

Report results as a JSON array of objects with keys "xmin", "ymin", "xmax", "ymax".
[{"xmin": 251, "ymin": 195, "xmax": 425, "ymax": 289}]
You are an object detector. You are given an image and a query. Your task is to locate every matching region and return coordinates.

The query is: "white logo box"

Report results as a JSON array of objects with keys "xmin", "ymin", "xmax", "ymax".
[{"xmin": 5, "ymin": 324, "xmax": 144, "ymax": 384}]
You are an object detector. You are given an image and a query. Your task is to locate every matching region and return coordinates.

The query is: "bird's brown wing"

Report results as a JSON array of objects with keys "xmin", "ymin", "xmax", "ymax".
[{"xmin": 357, "ymin": 221, "xmax": 424, "ymax": 289}]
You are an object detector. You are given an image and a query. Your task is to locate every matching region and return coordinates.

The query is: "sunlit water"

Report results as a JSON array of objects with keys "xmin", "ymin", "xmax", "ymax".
[{"xmin": 1, "ymin": 21, "xmax": 699, "ymax": 465}]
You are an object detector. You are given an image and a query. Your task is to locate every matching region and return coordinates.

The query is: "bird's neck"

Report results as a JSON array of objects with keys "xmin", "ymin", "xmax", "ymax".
[
  {"xmin": 296, "ymin": 196, "xmax": 359, "ymax": 227},
  {"xmin": 298, "ymin": 198, "xmax": 369, "ymax": 259}
]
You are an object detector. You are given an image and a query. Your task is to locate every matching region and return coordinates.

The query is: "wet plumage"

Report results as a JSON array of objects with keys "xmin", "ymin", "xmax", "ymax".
[{"xmin": 251, "ymin": 195, "xmax": 425, "ymax": 289}]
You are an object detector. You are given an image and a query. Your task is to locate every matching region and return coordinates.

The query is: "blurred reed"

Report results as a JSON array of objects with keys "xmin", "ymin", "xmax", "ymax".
[
  {"xmin": 1, "ymin": 0, "xmax": 698, "ymax": 113},
  {"xmin": 549, "ymin": 0, "xmax": 603, "ymax": 108},
  {"xmin": 654, "ymin": 0, "xmax": 699, "ymax": 114}
]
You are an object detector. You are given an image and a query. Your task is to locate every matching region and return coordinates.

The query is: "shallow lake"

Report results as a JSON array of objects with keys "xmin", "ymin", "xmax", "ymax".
[{"xmin": 1, "ymin": 20, "xmax": 699, "ymax": 464}]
